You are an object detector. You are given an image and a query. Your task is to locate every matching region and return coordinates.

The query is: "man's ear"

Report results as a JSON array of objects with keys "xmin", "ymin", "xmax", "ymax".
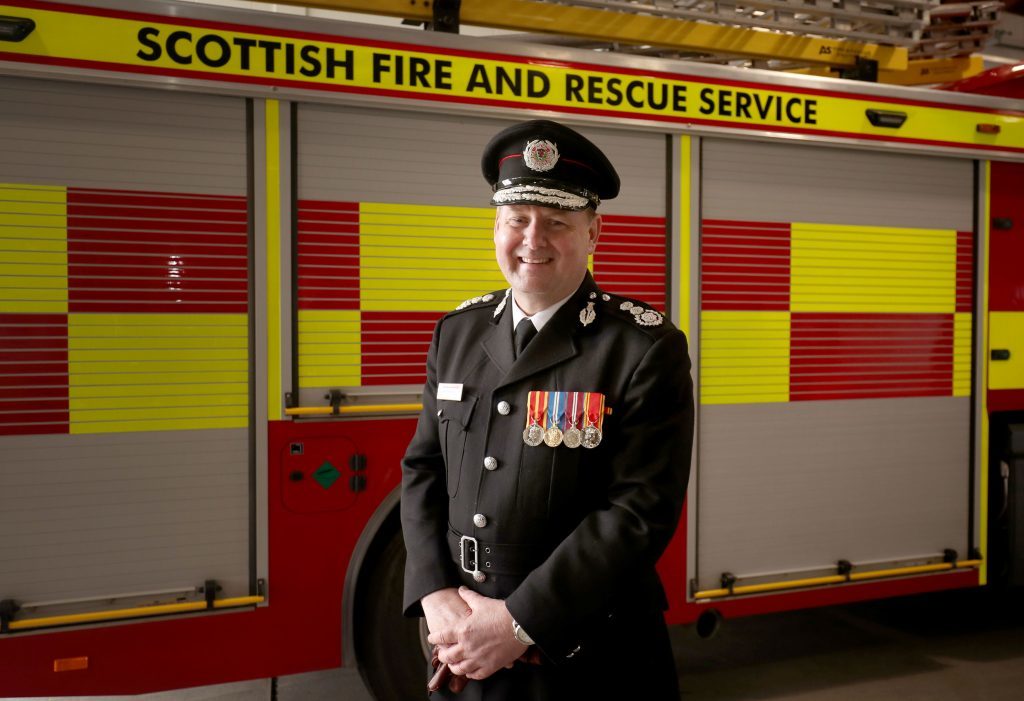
[{"xmin": 588, "ymin": 213, "xmax": 602, "ymax": 253}]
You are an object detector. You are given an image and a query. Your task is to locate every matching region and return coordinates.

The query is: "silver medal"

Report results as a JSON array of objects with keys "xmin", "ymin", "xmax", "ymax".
[
  {"xmin": 523, "ymin": 422, "xmax": 544, "ymax": 447},
  {"xmin": 582, "ymin": 425, "xmax": 602, "ymax": 449},
  {"xmin": 543, "ymin": 426, "xmax": 563, "ymax": 448},
  {"xmin": 563, "ymin": 427, "xmax": 582, "ymax": 449}
]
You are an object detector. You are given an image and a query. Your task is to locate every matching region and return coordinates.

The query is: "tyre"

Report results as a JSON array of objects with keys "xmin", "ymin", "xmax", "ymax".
[{"xmin": 355, "ymin": 526, "xmax": 430, "ymax": 701}]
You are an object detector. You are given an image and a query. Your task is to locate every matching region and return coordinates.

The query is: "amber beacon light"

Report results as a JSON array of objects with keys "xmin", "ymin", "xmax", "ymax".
[{"xmin": 0, "ymin": 15, "xmax": 35, "ymax": 41}]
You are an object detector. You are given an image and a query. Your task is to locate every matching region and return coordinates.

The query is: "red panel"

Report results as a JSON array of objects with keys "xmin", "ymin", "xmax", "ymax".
[
  {"xmin": 297, "ymin": 199, "xmax": 360, "ymax": 311},
  {"xmin": 989, "ymin": 389, "xmax": 1024, "ymax": 413},
  {"xmin": 66, "ymin": 188, "xmax": 249, "ymax": 314},
  {"xmin": 790, "ymin": 313, "xmax": 953, "ymax": 401},
  {"xmin": 956, "ymin": 230, "xmax": 974, "ymax": 313},
  {"xmin": 360, "ymin": 311, "xmax": 440, "ymax": 387},
  {"xmin": 594, "ymin": 214, "xmax": 666, "ymax": 312},
  {"xmin": 69, "ymin": 189, "xmax": 247, "ymax": 211},
  {"xmin": 701, "ymin": 219, "xmax": 791, "ymax": 311},
  {"xmin": 0, "ymin": 314, "xmax": 68, "ymax": 436},
  {"xmin": 989, "ymin": 161, "xmax": 1024, "ymax": 311}
]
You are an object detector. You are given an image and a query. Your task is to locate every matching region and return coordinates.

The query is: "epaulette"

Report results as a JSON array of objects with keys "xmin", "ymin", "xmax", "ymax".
[
  {"xmin": 584, "ymin": 290, "xmax": 665, "ymax": 328},
  {"xmin": 450, "ymin": 288, "xmax": 508, "ymax": 315}
]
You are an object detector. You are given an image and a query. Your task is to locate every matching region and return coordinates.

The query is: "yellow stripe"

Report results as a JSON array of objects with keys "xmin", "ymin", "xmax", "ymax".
[
  {"xmin": 979, "ymin": 161, "xmax": 991, "ymax": 586},
  {"xmin": 359, "ymin": 202, "xmax": 505, "ymax": 312},
  {"xmin": 677, "ymin": 136, "xmax": 691, "ymax": 337},
  {"xmin": 71, "ymin": 382, "xmax": 248, "ymax": 398},
  {"xmin": 68, "ymin": 313, "xmax": 249, "ymax": 432},
  {"xmin": 700, "ymin": 311, "xmax": 790, "ymax": 404},
  {"xmin": 0, "ymin": 184, "xmax": 68, "ymax": 314},
  {"xmin": 70, "ymin": 417, "xmax": 247, "ymax": 434},
  {"xmin": 791, "ymin": 223, "xmax": 956, "ymax": 313},
  {"xmin": 266, "ymin": 99, "xmax": 283, "ymax": 420},
  {"xmin": 953, "ymin": 312, "xmax": 972, "ymax": 397},
  {"xmin": 298, "ymin": 309, "xmax": 361, "ymax": 388}
]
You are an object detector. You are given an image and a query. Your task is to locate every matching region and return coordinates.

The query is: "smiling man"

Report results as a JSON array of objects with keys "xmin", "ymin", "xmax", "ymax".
[{"xmin": 400, "ymin": 120, "xmax": 694, "ymax": 700}]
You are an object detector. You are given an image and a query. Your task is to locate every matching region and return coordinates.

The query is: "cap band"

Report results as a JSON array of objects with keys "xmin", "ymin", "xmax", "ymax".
[{"xmin": 492, "ymin": 184, "xmax": 594, "ymax": 210}]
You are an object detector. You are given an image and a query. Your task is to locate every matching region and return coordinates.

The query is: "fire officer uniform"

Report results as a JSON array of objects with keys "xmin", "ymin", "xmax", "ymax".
[{"xmin": 401, "ymin": 120, "xmax": 695, "ymax": 699}]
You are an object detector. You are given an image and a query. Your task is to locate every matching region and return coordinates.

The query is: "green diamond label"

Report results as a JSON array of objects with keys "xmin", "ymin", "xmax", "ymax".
[{"xmin": 313, "ymin": 461, "xmax": 340, "ymax": 490}]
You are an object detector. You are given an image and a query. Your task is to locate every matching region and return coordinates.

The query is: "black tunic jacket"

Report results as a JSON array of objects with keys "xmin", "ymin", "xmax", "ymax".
[{"xmin": 401, "ymin": 273, "xmax": 694, "ymax": 693}]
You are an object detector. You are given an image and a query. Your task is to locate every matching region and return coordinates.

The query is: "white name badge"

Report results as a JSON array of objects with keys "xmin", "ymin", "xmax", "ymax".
[{"xmin": 437, "ymin": 383, "xmax": 464, "ymax": 402}]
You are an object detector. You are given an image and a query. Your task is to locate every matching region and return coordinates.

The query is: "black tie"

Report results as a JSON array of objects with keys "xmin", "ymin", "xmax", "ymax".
[{"xmin": 514, "ymin": 318, "xmax": 537, "ymax": 358}]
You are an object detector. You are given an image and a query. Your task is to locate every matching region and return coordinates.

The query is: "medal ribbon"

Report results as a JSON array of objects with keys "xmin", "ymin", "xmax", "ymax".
[
  {"xmin": 526, "ymin": 391, "xmax": 547, "ymax": 429},
  {"xmin": 546, "ymin": 391, "xmax": 565, "ymax": 433},
  {"xmin": 584, "ymin": 392, "xmax": 605, "ymax": 430},
  {"xmin": 567, "ymin": 391, "xmax": 583, "ymax": 431}
]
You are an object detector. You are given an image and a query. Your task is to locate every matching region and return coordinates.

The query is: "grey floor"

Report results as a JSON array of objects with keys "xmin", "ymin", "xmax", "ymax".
[{"xmin": 8, "ymin": 586, "xmax": 1024, "ymax": 700}]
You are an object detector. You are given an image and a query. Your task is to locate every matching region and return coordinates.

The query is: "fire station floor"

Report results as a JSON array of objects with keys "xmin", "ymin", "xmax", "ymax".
[{"xmin": 9, "ymin": 585, "xmax": 1024, "ymax": 701}]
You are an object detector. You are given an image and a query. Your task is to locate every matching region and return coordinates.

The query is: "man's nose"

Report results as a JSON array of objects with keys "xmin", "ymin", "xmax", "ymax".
[{"xmin": 520, "ymin": 220, "xmax": 545, "ymax": 248}]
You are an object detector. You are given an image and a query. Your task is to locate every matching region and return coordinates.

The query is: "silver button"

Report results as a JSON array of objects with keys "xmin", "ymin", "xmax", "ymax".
[
  {"xmin": 497, "ymin": 401, "xmax": 511, "ymax": 415},
  {"xmin": 473, "ymin": 513, "xmax": 488, "ymax": 528},
  {"xmin": 483, "ymin": 456, "xmax": 498, "ymax": 471}
]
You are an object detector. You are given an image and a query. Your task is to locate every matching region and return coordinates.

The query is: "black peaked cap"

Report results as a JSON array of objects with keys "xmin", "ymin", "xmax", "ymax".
[{"xmin": 481, "ymin": 119, "xmax": 620, "ymax": 211}]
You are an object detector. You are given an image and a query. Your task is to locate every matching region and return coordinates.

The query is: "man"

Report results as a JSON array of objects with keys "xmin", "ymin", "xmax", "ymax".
[{"xmin": 400, "ymin": 119, "xmax": 694, "ymax": 699}]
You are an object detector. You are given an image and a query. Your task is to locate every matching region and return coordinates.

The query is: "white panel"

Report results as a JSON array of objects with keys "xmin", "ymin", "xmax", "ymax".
[{"xmin": 702, "ymin": 139, "xmax": 973, "ymax": 231}]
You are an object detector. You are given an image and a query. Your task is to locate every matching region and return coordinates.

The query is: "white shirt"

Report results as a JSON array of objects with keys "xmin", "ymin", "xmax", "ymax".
[{"xmin": 510, "ymin": 289, "xmax": 576, "ymax": 333}]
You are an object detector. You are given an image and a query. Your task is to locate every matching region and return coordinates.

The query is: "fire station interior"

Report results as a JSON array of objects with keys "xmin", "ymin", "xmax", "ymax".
[{"xmin": 1, "ymin": 0, "xmax": 1024, "ymax": 700}]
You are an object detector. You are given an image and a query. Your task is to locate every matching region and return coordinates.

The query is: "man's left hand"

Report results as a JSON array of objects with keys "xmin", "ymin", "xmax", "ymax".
[{"xmin": 426, "ymin": 587, "xmax": 529, "ymax": 680}]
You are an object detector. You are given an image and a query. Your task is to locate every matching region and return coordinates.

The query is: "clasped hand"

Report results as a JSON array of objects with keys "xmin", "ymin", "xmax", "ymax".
[{"xmin": 422, "ymin": 586, "xmax": 530, "ymax": 680}]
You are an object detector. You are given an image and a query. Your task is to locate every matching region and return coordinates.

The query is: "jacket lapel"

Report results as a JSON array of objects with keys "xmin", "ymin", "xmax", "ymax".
[{"xmin": 482, "ymin": 275, "xmax": 598, "ymax": 390}]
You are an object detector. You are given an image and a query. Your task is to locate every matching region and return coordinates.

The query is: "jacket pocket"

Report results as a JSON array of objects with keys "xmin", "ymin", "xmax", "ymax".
[{"xmin": 437, "ymin": 395, "xmax": 477, "ymax": 498}]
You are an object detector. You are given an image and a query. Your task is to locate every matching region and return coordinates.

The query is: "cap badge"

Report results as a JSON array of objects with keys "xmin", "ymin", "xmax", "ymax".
[{"xmin": 523, "ymin": 139, "xmax": 559, "ymax": 172}]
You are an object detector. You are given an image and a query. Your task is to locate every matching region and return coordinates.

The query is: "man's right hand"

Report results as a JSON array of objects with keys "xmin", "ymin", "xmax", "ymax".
[{"xmin": 421, "ymin": 587, "xmax": 472, "ymax": 642}]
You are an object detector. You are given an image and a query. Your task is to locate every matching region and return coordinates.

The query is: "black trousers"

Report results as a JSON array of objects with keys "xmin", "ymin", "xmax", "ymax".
[{"xmin": 428, "ymin": 607, "xmax": 679, "ymax": 701}]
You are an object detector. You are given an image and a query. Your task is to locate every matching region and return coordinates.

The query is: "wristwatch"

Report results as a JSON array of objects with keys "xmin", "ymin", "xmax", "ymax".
[{"xmin": 512, "ymin": 619, "xmax": 535, "ymax": 646}]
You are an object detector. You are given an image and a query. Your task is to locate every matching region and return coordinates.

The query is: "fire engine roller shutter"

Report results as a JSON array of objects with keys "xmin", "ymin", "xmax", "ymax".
[
  {"xmin": 295, "ymin": 105, "xmax": 666, "ymax": 403},
  {"xmin": 0, "ymin": 76, "xmax": 251, "ymax": 617},
  {"xmin": 696, "ymin": 138, "xmax": 974, "ymax": 592}
]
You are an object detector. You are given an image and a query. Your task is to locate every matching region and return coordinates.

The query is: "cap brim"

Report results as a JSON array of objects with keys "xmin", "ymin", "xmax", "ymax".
[{"xmin": 491, "ymin": 183, "xmax": 595, "ymax": 211}]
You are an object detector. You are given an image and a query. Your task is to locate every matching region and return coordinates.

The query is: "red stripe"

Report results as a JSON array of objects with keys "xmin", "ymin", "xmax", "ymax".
[
  {"xmin": 0, "ymin": 374, "xmax": 68, "ymax": 388},
  {"xmin": 69, "ymin": 231, "xmax": 247, "ymax": 247},
  {"xmin": 299, "ymin": 266, "xmax": 359, "ymax": 279},
  {"xmin": 69, "ymin": 289, "xmax": 246, "ymax": 302},
  {"xmin": 68, "ymin": 204, "xmax": 248, "ymax": 223},
  {"xmin": 956, "ymin": 230, "xmax": 974, "ymax": 313},
  {"xmin": 68, "ymin": 218, "xmax": 248, "ymax": 235},
  {"xmin": 69, "ymin": 253, "xmax": 248, "ymax": 269},
  {"xmin": 68, "ymin": 241, "xmax": 247, "ymax": 257},
  {"xmin": 0, "ymin": 386, "xmax": 68, "ymax": 400},
  {"xmin": 0, "ymin": 398, "xmax": 69, "ymax": 411},
  {"xmin": 602, "ymin": 214, "xmax": 665, "ymax": 226},
  {"xmin": 298, "ymin": 233, "xmax": 359, "ymax": 246},
  {"xmin": 70, "ymin": 278, "xmax": 247, "ymax": 292},
  {"xmin": 297, "ymin": 278, "xmax": 359, "ymax": 291},
  {"xmin": 299, "ymin": 210, "xmax": 360, "ymax": 223},
  {"xmin": 298, "ymin": 300, "xmax": 358, "ymax": 310},
  {"xmin": 70, "ymin": 263, "xmax": 249, "ymax": 280},
  {"xmin": 69, "ymin": 188, "xmax": 246, "ymax": 209},
  {"xmin": 704, "ymin": 219, "xmax": 791, "ymax": 229},
  {"xmin": 0, "ymin": 350, "xmax": 68, "ymax": 363},
  {"xmin": 0, "ymin": 421, "xmax": 69, "ymax": 436},
  {"xmin": 989, "ymin": 389, "xmax": 1024, "ymax": 413}
]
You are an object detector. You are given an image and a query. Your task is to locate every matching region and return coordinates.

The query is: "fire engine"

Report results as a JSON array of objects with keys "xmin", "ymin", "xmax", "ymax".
[{"xmin": 0, "ymin": 1, "xmax": 1022, "ymax": 699}]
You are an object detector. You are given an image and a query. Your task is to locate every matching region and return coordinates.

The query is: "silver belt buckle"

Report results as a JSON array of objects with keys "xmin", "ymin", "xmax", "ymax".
[{"xmin": 459, "ymin": 535, "xmax": 486, "ymax": 583}]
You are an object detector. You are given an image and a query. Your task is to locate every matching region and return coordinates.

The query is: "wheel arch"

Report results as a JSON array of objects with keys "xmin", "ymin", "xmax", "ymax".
[{"xmin": 342, "ymin": 484, "xmax": 402, "ymax": 668}]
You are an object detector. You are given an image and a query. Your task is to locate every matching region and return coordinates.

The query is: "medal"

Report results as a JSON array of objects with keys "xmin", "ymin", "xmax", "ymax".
[
  {"xmin": 543, "ymin": 391, "xmax": 564, "ymax": 447},
  {"xmin": 581, "ymin": 392, "xmax": 605, "ymax": 449},
  {"xmin": 563, "ymin": 391, "xmax": 582, "ymax": 448},
  {"xmin": 523, "ymin": 391, "xmax": 545, "ymax": 446}
]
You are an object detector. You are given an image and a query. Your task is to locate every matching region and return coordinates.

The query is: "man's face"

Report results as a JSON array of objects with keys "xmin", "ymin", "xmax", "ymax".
[{"xmin": 493, "ymin": 204, "xmax": 600, "ymax": 315}]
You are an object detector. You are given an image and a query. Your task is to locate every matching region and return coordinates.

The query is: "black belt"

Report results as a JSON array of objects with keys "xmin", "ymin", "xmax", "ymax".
[{"xmin": 447, "ymin": 527, "xmax": 548, "ymax": 578}]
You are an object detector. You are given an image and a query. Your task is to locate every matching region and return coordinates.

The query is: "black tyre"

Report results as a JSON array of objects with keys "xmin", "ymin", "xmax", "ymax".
[{"xmin": 355, "ymin": 526, "xmax": 430, "ymax": 701}]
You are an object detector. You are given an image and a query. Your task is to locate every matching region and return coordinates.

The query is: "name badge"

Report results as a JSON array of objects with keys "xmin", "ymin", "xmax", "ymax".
[{"xmin": 437, "ymin": 383, "xmax": 464, "ymax": 402}]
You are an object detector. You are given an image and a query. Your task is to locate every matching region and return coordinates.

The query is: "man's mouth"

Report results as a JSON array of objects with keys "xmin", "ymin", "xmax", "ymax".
[{"xmin": 519, "ymin": 257, "xmax": 551, "ymax": 264}]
